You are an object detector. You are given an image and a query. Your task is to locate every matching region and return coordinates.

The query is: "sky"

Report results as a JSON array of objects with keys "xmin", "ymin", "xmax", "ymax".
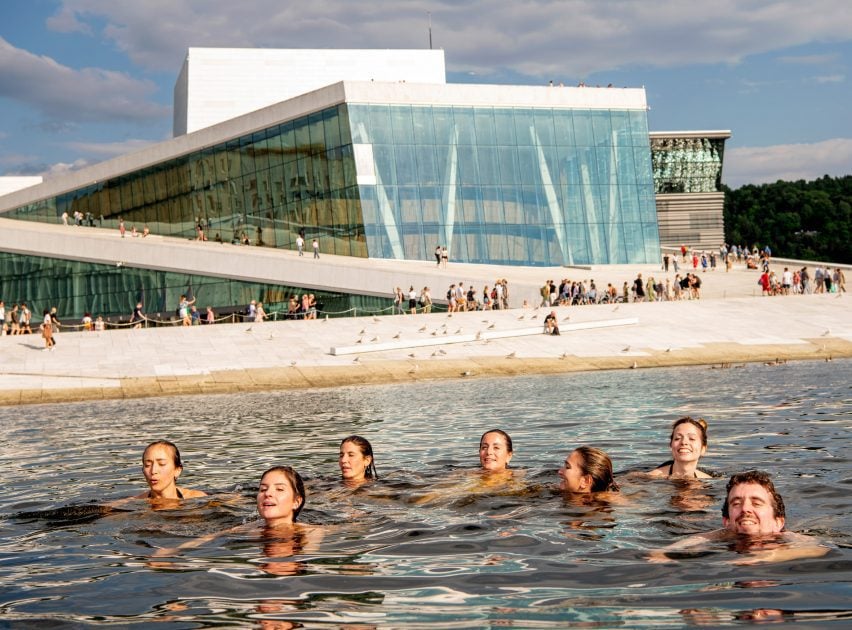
[{"xmin": 1, "ymin": 0, "xmax": 851, "ymax": 189}]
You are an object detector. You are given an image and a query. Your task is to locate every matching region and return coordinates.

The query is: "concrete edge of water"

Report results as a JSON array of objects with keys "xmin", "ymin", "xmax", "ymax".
[{"xmin": 2, "ymin": 338, "xmax": 850, "ymax": 407}]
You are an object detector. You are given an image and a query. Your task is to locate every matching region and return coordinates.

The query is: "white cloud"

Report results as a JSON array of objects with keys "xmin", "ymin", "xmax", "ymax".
[
  {"xmin": 53, "ymin": 0, "xmax": 852, "ymax": 77},
  {"xmin": 0, "ymin": 36, "xmax": 168, "ymax": 123},
  {"xmin": 778, "ymin": 53, "xmax": 839, "ymax": 65},
  {"xmin": 46, "ymin": 5, "xmax": 93, "ymax": 34},
  {"xmin": 813, "ymin": 74, "xmax": 845, "ymax": 83},
  {"xmin": 725, "ymin": 138, "xmax": 852, "ymax": 187}
]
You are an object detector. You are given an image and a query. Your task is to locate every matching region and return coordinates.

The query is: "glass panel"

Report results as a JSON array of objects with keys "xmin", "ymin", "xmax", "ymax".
[
  {"xmin": 452, "ymin": 107, "xmax": 476, "ymax": 145},
  {"xmin": 493, "ymin": 109, "xmax": 516, "ymax": 145}
]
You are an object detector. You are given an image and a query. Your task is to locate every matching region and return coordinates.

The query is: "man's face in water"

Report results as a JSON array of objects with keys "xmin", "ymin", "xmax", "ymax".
[{"xmin": 723, "ymin": 482, "xmax": 785, "ymax": 535}]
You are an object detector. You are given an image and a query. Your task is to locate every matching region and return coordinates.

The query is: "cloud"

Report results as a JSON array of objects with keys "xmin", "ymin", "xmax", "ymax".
[
  {"xmin": 813, "ymin": 74, "xmax": 845, "ymax": 83},
  {"xmin": 778, "ymin": 53, "xmax": 839, "ymax": 65},
  {"xmin": 725, "ymin": 138, "xmax": 852, "ymax": 187},
  {"xmin": 0, "ymin": 36, "xmax": 168, "ymax": 124},
  {"xmin": 53, "ymin": 0, "xmax": 852, "ymax": 77},
  {"xmin": 46, "ymin": 5, "xmax": 93, "ymax": 34},
  {"xmin": 1, "ymin": 157, "xmax": 93, "ymax": 177}
]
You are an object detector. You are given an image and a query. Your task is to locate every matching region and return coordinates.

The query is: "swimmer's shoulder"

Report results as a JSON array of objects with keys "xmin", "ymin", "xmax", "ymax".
[{"xmin": 179, "ymin": 487, "xmax": 208, "ymax": 499}]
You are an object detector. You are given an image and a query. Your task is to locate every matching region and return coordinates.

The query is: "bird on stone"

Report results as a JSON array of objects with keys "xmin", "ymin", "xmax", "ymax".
[
  {"xmin": 418, "ymin": 325, "xmax": 427, "ymax": 332},
  {"xmin": 506, "ymin": 351, "xmax": 516, "ymax": 359},
  {"xmin": 393, "ymin": 332, "xmax": 401, "ymax": 339},
  {"xmin": 431, "ymin": 331, "xmax": 438, "ymax": 336},
  {"xmin": 665, "ymin": 347, "xmax": 671, "ymax": 353},
  {"xmin": 562, "ymin": 316, "xmax": 570, "ymax": 322},
  {"xmin": 461, "ymin": 370, "xmax": 473, "ymax": 376},
  {"xmin": 438, "ymin": 349, "xmax": 447, "ymax": 355},
  {"xmin": 475, "ymin": 331, "xmax": 482, "ymax": 340},
  {"xmin": 352, "ymin": 356, "xmax": 361, "ymax": 363},
  {"xmin": 356, "ymin": 337, "xmax": 363, "ymax": 344},
  {"xmin": 289, "ymin": 360, "xmax": 297, "ymax": 367},
  {"xmin": 359, "ymin": 328, "xmax": 366, "ymax": 335},
  {"xmin": 431, "ymin": 350, "xmax": 439, "ymax": 357},
  {"xmin": 612, "ymin": 306, "xmax": 619, "ymax": 312},
  {"xmin": 370, "ymin": 336, "xmax": 379, "ymax": 342},
  {"xmin": 487, "ymin": 323, "xmax": 496, "ymax": 329},
  {"xmin": 822, "ymin": 329, "xmax": 831, "ymax": 336},
  {"xmin": 373, "ymin": 316, "xmax": 380, "ymax": 323},
  {"xmin": 408, "ymin": 353, "xmax": 416, "ymax": 358},
  {"xmin": 454, "ymin": 328, "xmax": 462, "ymax": 334},
  {"xmin": 517, "ymin": 315, "xmax": 525, "ymax": 320},
  {"xmin": 531, "ymin": 314, "xmax": 538, "ymax": 320},
  {"xmin": 245, "ymin": 326, "xmax": 253, "ymax": 333},
  {"xmin": 622, "ymin": 346, "xmax": 631, "ymax": 352},
  {"xmin": 631, "ymin": 361, "xmax": 638, "ymax": 369},
  {"xmin": 559, "ymin": 352, "xmax": 569, "ymax": 360}
]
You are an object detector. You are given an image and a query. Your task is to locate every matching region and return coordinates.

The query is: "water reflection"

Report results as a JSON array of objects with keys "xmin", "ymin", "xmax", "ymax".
[{"xmin": 0, "ymin": 360, "xmax": 850, "ymax": 626}]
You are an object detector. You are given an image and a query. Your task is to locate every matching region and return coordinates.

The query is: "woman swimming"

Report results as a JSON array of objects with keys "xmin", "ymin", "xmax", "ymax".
[
  {"xmin": 479, "ymin": 429, "xmax": 514, "ymax": 473},
  {"xmin": 256, "ymin": 465, "xmax": 306, "ymax": 528},
  {"xmin": 135, "ymin": 440, "xmax": 207, "ymax": 501},
  {"xmin": 339, "ymin": 435, "xmax": 378, "ymax": 485},
  {"xmin": 647, "ymin": 417, "xmax": 711, "ymax": 479},
  {"xmin": 558, "ymin": 446, "xmax": 620, "ymax": 494}
]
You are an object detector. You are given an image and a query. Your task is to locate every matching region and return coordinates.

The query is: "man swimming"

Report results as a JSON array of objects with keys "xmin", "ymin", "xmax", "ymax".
[{"xmin": 648, "ymin": 470, "xmax": 828, "ymax": 564}]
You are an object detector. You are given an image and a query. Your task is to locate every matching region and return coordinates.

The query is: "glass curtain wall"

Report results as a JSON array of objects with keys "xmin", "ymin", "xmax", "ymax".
[
  {"xmin": 651, "ymin": 137, "xmax": 726, "ymax": 194},
  {"xmin": 348, "ymin": 104, "xmax": 660, "ymax": 265},
  {"xmin": 0, "ymin": 252, "xmax": 391, "ymax": 322},
  {"xmin": 5, "ymin": 105, "xmax": 367, "ymax": 259}
]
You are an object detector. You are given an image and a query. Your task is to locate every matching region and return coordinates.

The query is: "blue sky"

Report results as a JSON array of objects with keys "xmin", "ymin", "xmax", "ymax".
[{"xmin": 1, "ymin": 0, "xmax": 851, "ymax": 188}]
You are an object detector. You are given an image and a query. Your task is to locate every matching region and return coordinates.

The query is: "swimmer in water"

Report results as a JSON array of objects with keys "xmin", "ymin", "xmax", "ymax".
[
  {"xmin": 479, "ymin": 429, "xmax": 514, "ymax": 473},
  {"xmin": 558, "ymin": 446, "xmax": 620, "ymax": 494},
  {"xmin": 647, "ymin": 417, "xmax": 711, "ymax": 479},
  {"xmin": 338, "ymin": 435, "xmax": 378, "ymax": 485},
  {"xmin": 135, "ymin": 440, "xmax": 207, "ymax": 501},
  {"xmin": 649, "ymin": 470, "xmax": 829, "ymax": 564},
  {"xmin": 256, "ymin": 465, "xmax": 306, "ymax": 528}
]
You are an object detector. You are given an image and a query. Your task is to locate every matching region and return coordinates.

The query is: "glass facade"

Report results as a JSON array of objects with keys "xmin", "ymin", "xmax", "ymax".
[
  {"xmin": 651, "ymin": 136, "xmax": 726, "ymax": 194},
  {"xmin": 5, "ymin": 100, "xmax": 661, "ymax": 266},
  {"xmin": 0, "ymin": 252, "xmax": 392, "ymax": 323},
  {"xmin": 350, "ymin": 104, "xmax": 659, "ymax": 265}
]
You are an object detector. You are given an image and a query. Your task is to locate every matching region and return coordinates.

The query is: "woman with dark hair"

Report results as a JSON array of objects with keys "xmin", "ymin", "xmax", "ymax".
[
  {"xmin": 257, "ymin": 465, "xmax": 306, "ymax": 527},
  {"xmin": 558, "ymin": 446, "xmax": 619, "ymax": 494},
  {"xmin": 339, "ymin": 435, "xmax": 378, "ymax": 485},
  {"xmin": 479, "ymin": 429, "xmax": 513, "ymax": 473},
  {"xmin": 648, "ymin": 417, "xmax": 711, "ymax": 479},
  {"xmin": 135, "ymin": 440, "xmax": 207, "ymax": 501}
]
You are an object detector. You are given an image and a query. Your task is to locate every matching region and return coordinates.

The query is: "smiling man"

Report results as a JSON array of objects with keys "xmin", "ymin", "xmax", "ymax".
[{"xmin": 649, "ymin": 470, "xmax": 829, "ymax": 565}]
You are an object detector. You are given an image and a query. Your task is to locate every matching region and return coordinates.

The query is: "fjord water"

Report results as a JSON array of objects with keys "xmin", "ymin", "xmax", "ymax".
[{"xmin": 1, "ymin": 360, "xmax": 850, "ymax": 626}]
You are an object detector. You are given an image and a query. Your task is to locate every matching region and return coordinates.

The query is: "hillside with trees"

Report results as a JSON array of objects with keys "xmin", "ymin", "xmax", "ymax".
[{"xmin": 723, "ymin": 175, "xmax": 851, "ymax": 264}]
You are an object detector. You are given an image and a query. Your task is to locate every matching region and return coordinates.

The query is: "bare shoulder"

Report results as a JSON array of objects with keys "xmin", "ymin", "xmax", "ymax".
[
  {"xmin": 180, "ymin": 487, "xmax": 208, "ymax": 499},
  {"xmin": 695, "ymin": 470, "xmax": 712, "ymax": 479},
  {"xmin": 645, "ymin": 466, "xmax": 667, "ymax": 478}
]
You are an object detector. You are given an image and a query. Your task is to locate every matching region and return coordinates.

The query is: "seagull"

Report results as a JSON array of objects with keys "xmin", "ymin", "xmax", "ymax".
[
  {"xmin": 373, "ymin": 316, "xmax": 380, "ymax": 323},
  {"xmin": 408, "ymin": 352, "xmax": 416, "ymax": 358},
  {"xmin": 562, "ymin": 316, "xmax": 570, "ymax": 322},
  {"xmin": 323, "ymin": 315, "xmax": 328, "ymax": 321},
  {"xmin": 612, "ymin": 306, "xmax": 619, "ymax": 312},
  {"xmin": 517, "ymin": 315, "xmax": 525, "ymax": 320},
  {"xmin": 359, "ymin": 328, "xmax": 366, "ymax": 335},
  {"xmin": 461, "ymin": 370, "xmax": 473, "ymax": 377},
  {"xmin": 355, "ymin": 337, "xmax": 363, "ymax": 344},
  {"xmin": 418, "ymin": 325, "xmax": 427, "ymax": 332},
  {"xmin": 289, "ymin": 360, "xmax": 297, "ymax": 367},
  {"xmin": 352, "ymin": 356, "xmax": 361, "ymax": 363},
  {"xmin": 622, "ymin": 346, "xmax": 631, "ymax": 352},
  {"xmin": 631, "ymin": 361, "xmax": 638, "ymax": 369},
  {"xmin": 487, "ymin": 323, "xmax": 496, "ymax": 329},
  {"xmin": 370, "ymin": 336, "xmax": 379, "ymax": 342},
  {"xmin": 441, "ymin": 323, "xmax": 447, "ymax": 329},
  {"xmin": 393, "ymin": 332, "xmax": 402, "ymax": 339},
  {"xmin": 481, "ymin": 320, "xmax": 490, "ymax": 324},
  {"xmin": 431, "ymin": 350, "xmax": 439, "ymax": 357},
  {"xmin": 559, "ymin": 352, "xmax": 569, "ymax": 360},
  {"xmin": 454, "ymin": 328, "xmax": 462, "ymax": 334},
  {"xmin": 531, "ymin": 314, "xmax": 538, "ymax": 320},
  {"xmin": 475, "ymin": 331, "xmax": 482, "ymax": 340},
  {"xmin": 431, "ymin": 331, "xmax": 438, "ymax": 336},
  {"xmin": 438, "ymin": 349, "xmax": 447, "ymax": 355},
  {"xmin": 447, "ymin": 313, "xmax": 453, "ymax": 318},
  {"xmin": 245, "ymin": 326, "xmax": 253, "ymax": 333},
  {"xmin": 821, "ymin": 329, "xmax": 831, "ymax": 336},
  {"xmin": 665, "ymin": 347, "xmax": 671, "ymax": 353},
  {"xmin": 442, "ymin": 330, "xmax": 448, "ymax": 335},
  {"xmin": 506, "ymin": 351, "xmax": 516, "ymax": 359}
]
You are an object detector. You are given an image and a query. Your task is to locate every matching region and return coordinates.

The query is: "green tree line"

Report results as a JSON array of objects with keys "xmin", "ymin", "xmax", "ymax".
[{"xmin": 723, "ymin": 175, "xmax": 851, "ymax": 264}]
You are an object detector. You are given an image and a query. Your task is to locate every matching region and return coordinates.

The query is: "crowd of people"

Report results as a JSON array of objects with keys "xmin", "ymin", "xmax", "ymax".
[{"xmin": 127, "ymin": 418, "xmax": 827, "ymax": 567}]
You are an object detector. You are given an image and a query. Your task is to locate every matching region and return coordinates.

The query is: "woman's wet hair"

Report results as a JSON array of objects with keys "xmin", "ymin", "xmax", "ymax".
[
  {"xmin": 574, "ymin": 446, "xmax": 619, "ymax": 492},
  {"xmin": 669, "ymin": 416, "xmax": 708, "ymax": 446},
  {"xmin": 260, "ymin": 465, "xmax": 306, "ymax": 520},
  {"xmin": 340, "ymin": 435, "xmax": 378, "ymax": 479},
  {"xmin": 143, "ymin": 440, "xmax": 182, "ymax": 468},
  {"xmin": 479, "ymin": 429, "xmax": 513, "ymax": 453}
]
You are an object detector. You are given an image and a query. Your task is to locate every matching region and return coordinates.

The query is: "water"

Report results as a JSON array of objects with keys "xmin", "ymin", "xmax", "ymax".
[{"xmin": 1, "ymin": 360, "xmax": 850, "ymax": 627}]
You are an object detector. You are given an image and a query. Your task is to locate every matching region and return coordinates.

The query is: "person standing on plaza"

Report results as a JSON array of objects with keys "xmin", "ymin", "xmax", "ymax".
[
  {"xmin": 420, "ymin": 286, "xmax": 432, "ymax": 314},
  {"xmin": 130, "ymin": 303, "xmax": 145, "ymax": 329},
  {"xmin": 19, "ymin": 303, "xmax": 32, "ymax": 334},
  {"xmin": 312, "ymin": 238, "xmax": 320, "ymax": 259},
  {"xmin": 435, "ymin": 245, "xmax": 442, "ymax": 266},
  {"xmin": 633, "ymin": 274, "xmax": 645, "ymax": 302},
  {"xmin": 205, "ymin": 306, "xmax": 215, "ymax": 324},
  {"xmin": 408, "ymin": 286, "xmax": 418, "ymax": 314},
  {"xmin": 119, "ymin": 218, "xmax": 126, "ymax": 238},
  {"xmin": 441, "ymin": 246, "xmax": 448, "ymax": 268},
  {"xmin": 178, "ymin": 294, "xmax": 196, "ymax": 326},
  {"xmin": 40, "ymin": 309, "xmax": 55, "ymax": 350},
  {"xmin": 296, "ymin": 235, "xmax": 304, "ymax": 256}
]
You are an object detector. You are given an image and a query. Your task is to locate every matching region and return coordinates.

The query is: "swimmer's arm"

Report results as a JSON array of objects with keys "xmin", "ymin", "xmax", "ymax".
[
  {"xmin": 647, "ymin": 530, "xmax": 724, "ymax": 563},
  {"xmin": 733, "ymin": 532, "xmax": 830, "ymax": 565},
  {"xmin": 151, "ymin": 522, "xmax": 250, "ymax": 558}
]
